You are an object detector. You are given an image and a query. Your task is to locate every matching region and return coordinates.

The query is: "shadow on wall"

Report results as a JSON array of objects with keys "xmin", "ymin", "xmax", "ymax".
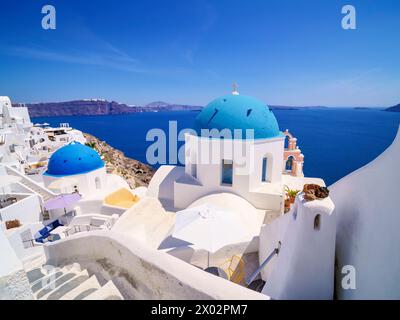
[
  {"xmin": 158, "ymin": 235, "xmax": 192, "ymax": 250},
  {"xmin": 149, "ymin": 166, "xmax": 184, "ymax": 210}
]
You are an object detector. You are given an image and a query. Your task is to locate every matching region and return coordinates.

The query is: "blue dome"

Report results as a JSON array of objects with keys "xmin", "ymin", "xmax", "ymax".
[
  {"xmin": 45, "ymin": 142, "xmax": 104, "ymax": 177},
  {"xmin": 195, "ymin": 94, "xmax": 281, "ymax": 139}
]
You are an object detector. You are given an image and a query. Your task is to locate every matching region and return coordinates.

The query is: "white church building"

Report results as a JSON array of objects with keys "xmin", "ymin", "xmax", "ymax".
[{"xmin": 148, "ymin": 89, "xmax": 316, "ymax": 220}]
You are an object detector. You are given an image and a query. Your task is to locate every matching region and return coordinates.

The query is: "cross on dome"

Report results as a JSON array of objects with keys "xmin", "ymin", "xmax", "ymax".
[{"xmin": 232, "ymin": 82, "xmax": 239, "ymax": 95}]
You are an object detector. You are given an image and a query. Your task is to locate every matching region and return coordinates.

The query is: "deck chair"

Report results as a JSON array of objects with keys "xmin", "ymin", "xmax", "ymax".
[{"xmin": 219, "ymin": 255, "xmax": 245, "ymax": 286}]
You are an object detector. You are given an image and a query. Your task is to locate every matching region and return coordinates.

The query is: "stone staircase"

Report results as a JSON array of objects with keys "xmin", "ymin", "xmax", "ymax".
[
  {"xmin": 19, "ymin": 178, "xmax": 54, "ymax": 202},
  {"xmin": 5, "ymin": 165, "xmax": 56, "ymax": 202},
  {"xmin": 25, "ymin": 262, "xmax": 124, "ymax": 300}
]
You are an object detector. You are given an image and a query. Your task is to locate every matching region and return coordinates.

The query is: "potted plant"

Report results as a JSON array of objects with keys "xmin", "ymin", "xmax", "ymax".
[{"xmin": 285, "ymin": 186, "xmax": 300, "ymax": 204}]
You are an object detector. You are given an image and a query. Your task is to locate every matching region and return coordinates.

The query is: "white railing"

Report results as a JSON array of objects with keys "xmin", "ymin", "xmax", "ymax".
[
  {"xmin": 22, "ymin": 238, "xmax": 43, "ymax": 248},
  {"xmin": 63, "ymin": 224, "xmax": 103, "ymax": 237},
  {"xmin": 246, "ymin": 242, "xmax": 281, "ymax": 286}
]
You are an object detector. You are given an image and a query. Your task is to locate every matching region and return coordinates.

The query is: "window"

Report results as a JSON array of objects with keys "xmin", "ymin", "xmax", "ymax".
[
  {"xmin": 314, "ymin": 214, "xmax": 321, "ymax": 230},
  {"xmin": 286, "ymin": 156, "xmax": 294, "ymax": 172},
  {"xmin": 221, "ymin": 159, "xmax": 233, "ymax": 185},
  {"xmin": 284, "ymin": 135, "xmax": 289, "ymax": 149},
  {"xmin": 262, "ymin": 157, "xmax": 268, "ymax": 182}
]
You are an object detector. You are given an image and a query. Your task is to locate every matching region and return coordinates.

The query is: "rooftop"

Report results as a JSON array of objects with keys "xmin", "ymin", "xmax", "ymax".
[{"xmin": 195, "ymin": 93, "xmax": 281, "ymax": 139}]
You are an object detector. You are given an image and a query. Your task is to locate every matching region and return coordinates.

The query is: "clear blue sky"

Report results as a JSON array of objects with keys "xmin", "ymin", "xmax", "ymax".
[{"xmin": 0, "ymin": 0, "xmax": 399, "ymax": 107}]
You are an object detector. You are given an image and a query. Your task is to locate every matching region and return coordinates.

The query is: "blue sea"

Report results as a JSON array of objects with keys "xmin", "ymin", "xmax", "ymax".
[{"xmin": 34, "ymin": 108, "xmax": 400, "ymax": 186}]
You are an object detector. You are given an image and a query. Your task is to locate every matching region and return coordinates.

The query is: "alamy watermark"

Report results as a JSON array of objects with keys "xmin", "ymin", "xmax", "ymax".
[
  {"xmin": 341, "ymin": 5, "xmax": 357, "ymax": 30},
  {"xmin": 40, "ymin": 264, "xmax": 77, "ymax": 291},
  {"xmin": 341, "ymin": 265, "xmax": 356, "ymax": 290},
  {"xmin": 41, "ymin": 5, "xmax": 56, "ymax": 30},
  {"xmin": 40, "ymin": 5, "xmax": 356, "ymax": 32},
  {"xmin": 146, "ymin": 121, "xmax": 256, "ymax": 175}
]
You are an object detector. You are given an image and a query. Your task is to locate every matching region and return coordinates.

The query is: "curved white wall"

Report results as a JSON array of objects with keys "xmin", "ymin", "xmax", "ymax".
[
  {"xmin": 43, "ymin": 167, "xmax": 107, "ymax": 197},
  {"xmin": 260, "ymin": 194, "xmax": 335, "ymax": 300},
  {"xmin": 44, "ymin": 231, "xmax": 268, "ymax": 300},
  {"xmin": 330, "ymin": 127, "xmax": 400, "ymax": 299}
]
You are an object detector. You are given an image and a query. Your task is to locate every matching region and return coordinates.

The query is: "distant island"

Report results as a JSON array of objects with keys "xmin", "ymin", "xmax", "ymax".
[
  {"xmin": 13, "ymin": 99, "xmax": 327, "ymax": 118},
  {"xmin": 385, "ymin": 103, "xmax": 400, "ymax": 112},
  {"xmin": 14, "ymin": 99, "xmax": 202, "ymax": 118}
]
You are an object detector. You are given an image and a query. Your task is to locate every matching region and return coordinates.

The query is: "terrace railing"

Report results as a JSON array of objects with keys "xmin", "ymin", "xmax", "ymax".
[
  {"xmin": 63, "ymin": 224, "xmax": 103, "ymax": 237},
  {"xmin": 245, "ymin": 241, "xmax": 281, "ymax": 286},
  {"xmin": 22, "ymin": 238, "xmax": 43, "ymax": 249}
]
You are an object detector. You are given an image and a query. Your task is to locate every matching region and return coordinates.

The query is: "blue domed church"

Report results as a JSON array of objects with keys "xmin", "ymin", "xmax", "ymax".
[
  {"xmin": 45, "ymin": 142, "xmax": 104, "ymax": 177},
  {"xmin": 43, "ymin": 142, "xmax": 107, "ymax": 196},
  {"xmin": 195, "ymin": 93, "xmax": 281, "ymax": 139},
  {"xmin": 148, "ymin": 87, "xmax": 307, "ymax": 217}
]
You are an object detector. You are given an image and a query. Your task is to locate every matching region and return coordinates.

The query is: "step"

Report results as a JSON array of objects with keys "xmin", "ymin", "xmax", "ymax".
[
  {"xmin": 30, "ymin": 263, "xmax": 80, "ymax": 288},
  {"xmin": 35, "ymin": 271, "xmax": 79, "ymax": 299},
  {"xmin": 59, "ymin": 275, "xmax": 101, "ymax": 300},
  {"xmin": 26, "ymin": 268, "xmax": 47, "ymax": 284},
  {"xmin": 84, "ymin": 280, "xmax": 123, "ymax": 300},
  {"xmin": 33, "ymin": 264, "xmax": 82, "ymax": 299},
  {"xmin": 28, "ymin": 265, "xmax": 63, "ymax": 287},
  {"xmin": 31, "ymin": 270, "xmax": 64, "ymax": 293},
  {"xmin": 39, "ymin": 270, "xmax": 90, "ymax": 300}
]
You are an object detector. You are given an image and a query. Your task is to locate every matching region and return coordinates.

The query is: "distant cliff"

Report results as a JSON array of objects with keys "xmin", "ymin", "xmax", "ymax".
[
  {"xmin": 14, "ymin": 98, "xmax": 328, "ymax": 118},
  {"xmin": 14, "ymin": 99, "xmax": 203, "ymax": 118},
  {"xmin": 385, "ymin": 103, "xmax": 400, "ymax": 112}
]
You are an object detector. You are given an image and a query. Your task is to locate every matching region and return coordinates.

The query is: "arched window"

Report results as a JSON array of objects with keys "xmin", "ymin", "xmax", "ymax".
[
  {"xmin": 95, "ymin": 177, "xmax": 101, "ymax": 189},
  {"xmin": 314, "ymin": 214, "xmax": 321, "ymax": 230},
  {"xmin": 284, "ymin": 135, "xmax": 290, "ymax": 149},
  {"xmin": 262, "ymin": 157, "xmax": 268, "ymax": 182},
  {"xmin": 286, "ymin": 156, "xmax": 294, "ymax": 172}
]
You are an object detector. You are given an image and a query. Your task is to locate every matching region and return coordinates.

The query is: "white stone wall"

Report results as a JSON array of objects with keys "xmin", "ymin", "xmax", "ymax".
[
  {"xmin": 0, "ymin": 96, "xmax": 12, "ymax": 116},
  {"xmin": 330, "ymin": 127, "xmax": 400, "ymax": 299},
  {"xmin": 260, "ymin": 194, "xmax": 335, "ymax": 299},
  {"xmin": 44, "ymin": 230, "xmax": 269, "ymax": 300},
  {"xmin": 2, "ymin": 105, "xmax": 31, "ymax": 127},
  {"xmin": 0, "ymin": 195, "xmax": 42, "ymax": 224},
  {"xmin": 169, "ymin": 134, "xmax": 285, "ymax": 210},
  {"xmin": 43, "ymin": 167, "xmax": 107, "ymax": 197},
  {"xmin": 0, "ymin": 228, "xmax": 33, "ymax": 300},
  {"xmin": 184, "ymin": 134, "xmax": 284, "ymax": 187},
  {"xmin": 4, "ymin": 223, "xmax": 44, "ymax": 261}
]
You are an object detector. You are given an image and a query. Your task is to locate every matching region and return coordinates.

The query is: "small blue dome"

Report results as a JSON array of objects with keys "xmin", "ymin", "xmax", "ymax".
[
  {"xmin": 195, "ymin": 94, "xmax": 281, "ymax": 139},
  {"xmin": 45, "ymin": 142, "xmax": 104, "ymax": 177}
]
